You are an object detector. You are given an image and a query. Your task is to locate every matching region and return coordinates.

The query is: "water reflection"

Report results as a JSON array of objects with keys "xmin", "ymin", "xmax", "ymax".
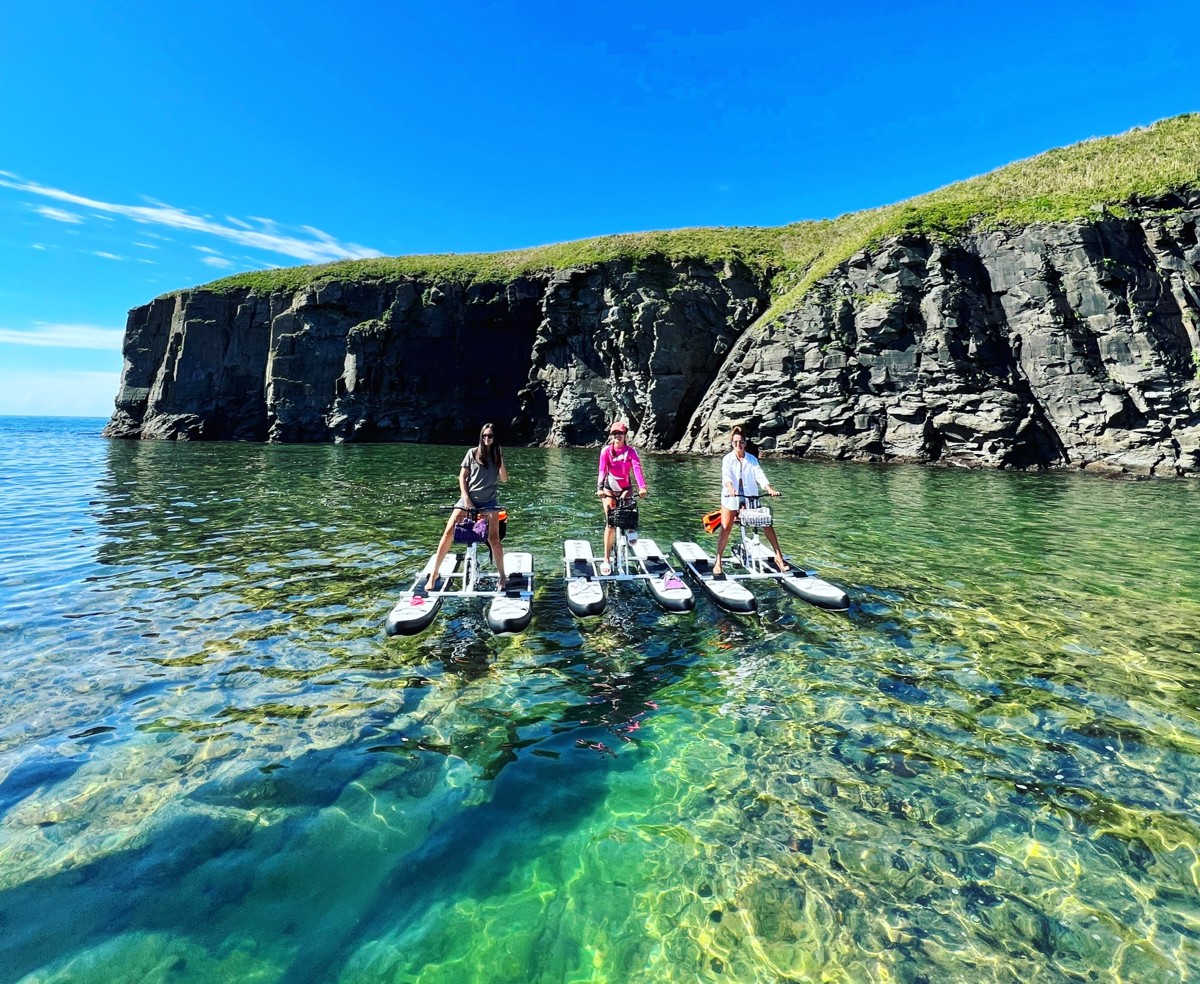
[{"xmin": 3, "ymin": 421, "xmax": 1200, "ymax": 981}]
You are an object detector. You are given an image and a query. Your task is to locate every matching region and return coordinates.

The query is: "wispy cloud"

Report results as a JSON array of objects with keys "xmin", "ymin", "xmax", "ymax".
[
  {"xmin": 36, "ymin": 206, "xmax": 84, "ymax": 224},
  {"xmin": 1, "ymin": 174, "xmax": 382, "ymax": 263},
  {"xmin": 94, "ymin": 251, "xmax": 125, "ymax": 261},
  {"xmin": 0, "ymin": 323, "xmax": 124, "ymax": 351},
  {"xmin": 194, "ymin": 244, "xmax": 234, "ymax": 268}
]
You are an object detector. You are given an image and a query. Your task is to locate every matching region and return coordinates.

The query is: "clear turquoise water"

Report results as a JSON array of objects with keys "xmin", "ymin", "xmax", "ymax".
[{"xmin": 2, "ymin": 416, "xmax": 1199, "ymax": 983}]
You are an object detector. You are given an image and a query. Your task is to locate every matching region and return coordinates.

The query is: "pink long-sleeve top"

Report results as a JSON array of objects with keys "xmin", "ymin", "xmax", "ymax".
[{"xmin": 597, "ymin": 443, "xmax": 646, "ymax": 491}]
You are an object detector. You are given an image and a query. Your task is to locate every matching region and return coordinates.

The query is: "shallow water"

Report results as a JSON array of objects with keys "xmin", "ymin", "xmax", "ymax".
[{"xmin": 1, "ymin": 416, "xmax": 1199, "ymax": 983}]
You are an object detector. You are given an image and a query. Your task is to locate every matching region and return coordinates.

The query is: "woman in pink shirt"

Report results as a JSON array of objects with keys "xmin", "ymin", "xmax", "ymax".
[{"xmin": 595, "ymin": 420, "xmax": 647, "ymax": 575}]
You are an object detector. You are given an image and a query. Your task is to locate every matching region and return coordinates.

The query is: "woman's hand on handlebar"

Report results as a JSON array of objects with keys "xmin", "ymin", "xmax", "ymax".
[
  {"xmin": 638, "ymin": 487, "xmax": 648, "ymax": 498},
  {"xmin": 768, "ymin": 489, "xmax": 781, "ymax": 497}
]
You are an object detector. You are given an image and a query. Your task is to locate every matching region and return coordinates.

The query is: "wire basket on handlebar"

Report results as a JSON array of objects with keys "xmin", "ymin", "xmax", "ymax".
[
  {"xmin": 608, "ymin": 505, "xmax": 639, "ymax": 530},
  {"xmin": 451, "ymin": 508, "xmax": 508, "ymax": 544},
  {"xmin": 453, "ymin": 517, "xmax": 489, "ymax": 544},
  {"xmin": 738, "ymin": 505, "xmax": 773, "ymax": 528}
]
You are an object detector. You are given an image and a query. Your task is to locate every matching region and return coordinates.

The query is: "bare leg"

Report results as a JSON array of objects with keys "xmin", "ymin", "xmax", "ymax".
[
  {"xmin": 488, "ymin": 511, "xmax": 506, "ymax": 590},
  {"xmin": 763, "ymin": 525, "xmax": 789, "ymax": 571},
  {"xmin": 712, "ymin": 507, "xmax": 736, "ymax": 575},
  {"xmin": 425, "ymin": 508, "xmax": 466, "ymax": 591}
]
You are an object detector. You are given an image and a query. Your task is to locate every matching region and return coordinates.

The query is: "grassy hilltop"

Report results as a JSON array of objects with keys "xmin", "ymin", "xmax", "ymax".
[{"xmin": 202, "ymin": 113, "xmax": 1200, "ymax": 319}]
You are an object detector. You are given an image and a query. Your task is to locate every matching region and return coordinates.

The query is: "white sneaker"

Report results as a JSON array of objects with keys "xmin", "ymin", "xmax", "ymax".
[{"xmin": 599, "ymin": 560, "xmax": 612, "ymax": 576}]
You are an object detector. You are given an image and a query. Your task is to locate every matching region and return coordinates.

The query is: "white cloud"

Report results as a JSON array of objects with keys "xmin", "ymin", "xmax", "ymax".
[
  {"xmin": 32, "ymin": 243, "xmax": 46, "ymax": 250},
  {"xmin": 0, "ymin": 368, "xmax": 120, "ymax": 417},
  {"xmin": 36, "ymin": 206, "xmax": 84, "ymax": 224},
  {"xmin": 201, "ymin": 255, "xmax": 235, "ymax": 269},
  {"xmin": 194, "ymin": 245, "xmax": 220, "ymax": 254},
  {"xmin": 132, "ymin": 241, "xmax": 158, "ymax": 248},
  {"xmin": 0, "ymin": 174, "xmax": 382, "ymax": 263},
  {"xmin": 0, "ymin": 323, "xmax": 124, "ymax": 351},
  {"xmin": 94, "ymin": 251, "xmax": 125, "ymax": 261}
]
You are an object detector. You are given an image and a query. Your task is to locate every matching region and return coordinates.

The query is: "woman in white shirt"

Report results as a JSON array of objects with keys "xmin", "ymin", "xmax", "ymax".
[{"xmin": 712, "ymin": 425, "xmax": 787, "ymax": 577}]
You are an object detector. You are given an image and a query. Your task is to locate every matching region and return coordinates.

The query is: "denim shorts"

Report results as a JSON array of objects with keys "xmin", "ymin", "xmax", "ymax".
[{"xmin": 457, "ymin": 497, "xmax": 498, "ymax": 511}]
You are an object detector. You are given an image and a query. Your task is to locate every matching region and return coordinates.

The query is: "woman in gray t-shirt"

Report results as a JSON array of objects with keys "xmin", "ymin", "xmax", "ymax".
[
  {"xmin": 425, "ymin": 423, "xmax": 510, "ymax": 592},
  {"xmin": 457, "ymin": 445, "xmax": 503, "ymax": 509}
]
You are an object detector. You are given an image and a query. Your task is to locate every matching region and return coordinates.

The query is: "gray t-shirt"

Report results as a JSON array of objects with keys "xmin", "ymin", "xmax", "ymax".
[{"xmin": 459, "ymin": 449, "xmax": 501, "ymax": 505}]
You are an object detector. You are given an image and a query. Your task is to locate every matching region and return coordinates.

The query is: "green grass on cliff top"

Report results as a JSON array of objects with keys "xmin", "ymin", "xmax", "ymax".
[{"xmin": 200, "ymin": 113, "xmax": 1200, "ymax": 318}]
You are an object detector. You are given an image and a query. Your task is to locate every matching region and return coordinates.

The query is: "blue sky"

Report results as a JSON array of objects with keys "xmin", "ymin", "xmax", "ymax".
[{"xmin": 2, "ymin": 0, "xmax": 1196, "ymax": 418}]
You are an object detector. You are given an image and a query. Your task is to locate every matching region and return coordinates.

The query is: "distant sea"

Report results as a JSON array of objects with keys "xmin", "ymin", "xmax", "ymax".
[{"xmin": 2, "ymin": 415, "xmax": 1199, "ymax": 983}]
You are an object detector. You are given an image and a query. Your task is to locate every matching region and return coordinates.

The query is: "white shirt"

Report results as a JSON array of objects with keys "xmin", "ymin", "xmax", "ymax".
[{"xmin": 721, "ymin": 450, "xmax": 769, "ymax": 510}]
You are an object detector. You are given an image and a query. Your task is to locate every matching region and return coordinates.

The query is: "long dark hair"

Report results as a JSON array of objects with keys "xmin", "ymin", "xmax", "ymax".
[{"xmin": 474, "ymin": 422, "xmax": 503, "ymax": 468}]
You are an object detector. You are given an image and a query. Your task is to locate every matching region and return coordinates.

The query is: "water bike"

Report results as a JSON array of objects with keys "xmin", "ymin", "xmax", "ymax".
[
  {"xmin": 563, "ymin": 489, "xmax": 694, "ymax": 617},
  {"xmin": 673, "ymin": 497, "xmax": 849, "ymax": 614},
  {"xmin": 386, "ymin": 506, "xmax": 534, "ymax": 636}
]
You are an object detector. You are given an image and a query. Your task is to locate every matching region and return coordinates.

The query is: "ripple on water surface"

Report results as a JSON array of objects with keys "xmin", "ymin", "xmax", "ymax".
[{"xmin": 1, "ymin": 421, "xmax": 1199, "ymax": 982}]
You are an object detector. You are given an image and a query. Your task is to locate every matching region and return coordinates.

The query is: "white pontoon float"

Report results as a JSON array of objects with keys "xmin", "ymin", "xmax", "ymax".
[
  {"xmin": 386, "ymin": 508, "xmax": 534, "ymax": 636},
  {"xmin": 564, "ymin": 494, "xmax": 693, "ymax": 617},
  {"xmin": 673, "ymin": 498, "xmax": 848, "ymax": 614}
]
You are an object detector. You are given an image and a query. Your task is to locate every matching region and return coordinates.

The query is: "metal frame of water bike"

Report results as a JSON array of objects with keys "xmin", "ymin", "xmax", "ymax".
[
  {"xmin": 600, "ymin": 488, "xmax": 651, "ymax": 581},
  {"xmin": 727, "ymin": 496, "xmax": 785, "ymax": 580}
]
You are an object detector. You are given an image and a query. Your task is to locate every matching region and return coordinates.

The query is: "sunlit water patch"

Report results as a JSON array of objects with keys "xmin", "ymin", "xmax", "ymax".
[{"xmin": 1, "ymin": 418, "xmax": 1199, "ymax": 982}]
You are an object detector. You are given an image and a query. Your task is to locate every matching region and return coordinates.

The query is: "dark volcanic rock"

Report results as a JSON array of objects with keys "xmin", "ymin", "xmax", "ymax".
[
  {"xmin": 104, "ymin": 198, "xmax": 1200, "ymax": 475},
  {"xmin": 519, "ymin": 257, "xmax": 766, "ymax": 447},
  {"xmin": 104, "ymin": 257, "xmax": 771, "ymax": 450},
  {"xmin": 676, "ymin": 202, "xmax": 1200, "ymax": 476}
]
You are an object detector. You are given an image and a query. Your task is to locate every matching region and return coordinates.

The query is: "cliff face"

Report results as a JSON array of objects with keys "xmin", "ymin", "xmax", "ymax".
[
  {"xmin": 104, "ymin": 256, "xmax": 771, "ymax": 448},
  {"xmin": 522, "ymin": 259, "xmax": 767, "ymax": 446},
  {"xmin": 105, "ymin": 197, "xmax": 1200, "ymax": 475},
  {"xmin": 105, "ymin": 276, "xmax": 547, "ymax": 443},
  {"xmin": 677, "ymin": 196, "xmax": 1200, "ymax": 475}
]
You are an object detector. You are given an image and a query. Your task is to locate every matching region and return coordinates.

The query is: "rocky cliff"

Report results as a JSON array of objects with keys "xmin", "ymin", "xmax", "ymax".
[
  {"xmin": 103, "ymin": 256, "xmax": 771, "ymax": 449},
  {"xmin": 678, "ymin": 196, "xmax": 1200, "ymax": 476},
  {"xmin": 105, "ymin": 197, "xmax": 1200, "ymax": 476}
]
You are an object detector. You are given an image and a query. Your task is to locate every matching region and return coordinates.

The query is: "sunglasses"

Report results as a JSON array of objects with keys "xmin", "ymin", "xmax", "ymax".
[{"xmin": 482, "ymin": 434, "xmax": 495, "ymax": 440}]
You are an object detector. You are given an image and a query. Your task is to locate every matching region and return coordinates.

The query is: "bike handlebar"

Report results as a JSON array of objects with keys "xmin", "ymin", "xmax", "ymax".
[
  {"xmin": 442, "ymin": 504, "xmax": 506, "ymax": 516},
  {"xmin": 597, "ymin": 488, "xmax": 646, "ymax": 501}
]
